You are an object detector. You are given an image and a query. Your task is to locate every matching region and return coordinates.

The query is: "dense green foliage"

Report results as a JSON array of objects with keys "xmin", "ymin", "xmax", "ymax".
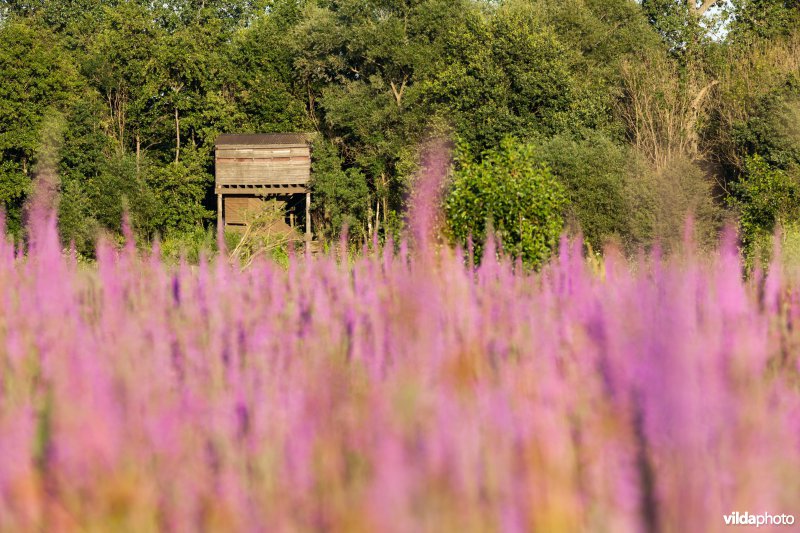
[
  {"xmin": 446, "ymin": 138, "xmax": 566, "ymax": 267},
  {"xmin": 731, "ymin": 0, "xmax": 800, "ymax": 43},
  {"xmin": 530, "ymin": 133, "xmax": 635, "ymax": 251},
  {"xmin": 310, "ymin": 140, "xmax": 371, "ymax": 240},
  {"xmin": 0, "ymin": 21, "xmax": 75, "ymax": 234},
  {"xmin": 0, "ymin": 0, "xmax": 798, "ymax": 261},
  {"xmin": 730, "ymin": 154, "xmax": 800, "ymax": 263}
]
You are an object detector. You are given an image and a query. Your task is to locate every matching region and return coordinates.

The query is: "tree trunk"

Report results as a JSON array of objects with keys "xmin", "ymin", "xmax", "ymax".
[
  {"xmin": 685, "ymin": 79, "xmax": 719, "ymax": 156},
  {"xmin": 175, "ymin": 107, "xmax": 180, "ymax": 164},
  {"xmin": 305, "ymin": 191, "xmax": 312, "ymax": 252},
  {"xmin": 381, "ymin": 173, "xmax": 388, "ymax": 227},
  {"xmin": 136, "ymin": 134, "xmax": 141, "ymax": 176},
  {"xmin": 375, "ymin": 198, "xmax": 380, "ymax": 238},
  {"xmin": 307, "ymin": 84, "xmax": 320, "ymax": 130},
  {"xmin": 217, "ymin": 193, "xmax": 223, "ymax": 234}
]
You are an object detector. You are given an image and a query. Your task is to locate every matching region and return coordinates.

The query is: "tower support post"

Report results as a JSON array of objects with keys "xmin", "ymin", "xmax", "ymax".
[
  {"xmin": 217, "ymin": 193, "xmax": 223, "ymax": 233},
  {"xmin": 305, "ymin": 191, "xmax": 311, "ymax": 249}
]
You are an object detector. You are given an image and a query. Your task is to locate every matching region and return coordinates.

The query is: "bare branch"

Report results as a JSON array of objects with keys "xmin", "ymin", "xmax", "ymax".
[
  {"xmin": 690, "ymin": 79, "xmax": 719, "ymax": 113},
  {"xmin": 691, "ymin": 0, "xmax": 719, "ymax": 17},
  {"xmin": 389, "ymin": 74, "xmax": 409, "ymax": 107}
]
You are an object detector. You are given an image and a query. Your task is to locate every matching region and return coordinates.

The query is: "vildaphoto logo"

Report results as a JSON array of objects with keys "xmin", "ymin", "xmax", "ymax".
[{"xmin": 723, "ymin": 512, "xmax": 795, "ymax": 527}]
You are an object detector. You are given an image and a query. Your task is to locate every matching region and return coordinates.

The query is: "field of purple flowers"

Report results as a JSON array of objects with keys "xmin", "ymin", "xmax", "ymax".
[{"xmin": 1, "ymin": 212, "xmax": 800, "ymax": 532}]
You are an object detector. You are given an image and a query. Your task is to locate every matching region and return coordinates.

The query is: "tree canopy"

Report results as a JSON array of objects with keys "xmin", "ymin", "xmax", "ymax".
[{"xmin": 0, "ymin": 0, "xmax": 798, "ymax": 263}]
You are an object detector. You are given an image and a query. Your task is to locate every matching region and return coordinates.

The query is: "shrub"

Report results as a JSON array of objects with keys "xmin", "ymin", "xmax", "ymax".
[
  {"xmin": 226, "ymin": 201, "xmax": 301, "ymax": 269},
  {"xmin": 649, "ymin": 157, "xmax": 723, "ymax": 251},
  {"xmin": 57, "ymin": 178, "xmax": 100, "ymax": 256},
  {"xmin": 733, "ymin": 90, "xmax": 800, "ymax": 170},
  {"xmin": 445, "ymin": 138, "xmax": 566, "ymax": 267},
  {"xmin": 730, "ymin": 154, "xmax": 800, "ymax": 265},
  {"xmin": 80, "ymin": 154, "xmax": 152, "ymax": 236},
  {"xmin": 143, "ymin": 158, "xmax": 212, "ymax": 236},
  {"xmin": 310, "ymin": 140, "xmax": 371, "ymax": 241},
  {"xmin": 532, "ymin": 133, "xmax": 633, "ymax": 251},
  {"xmin": 159, "ymin": 226, "xmax": 217, "ymax": 265}
]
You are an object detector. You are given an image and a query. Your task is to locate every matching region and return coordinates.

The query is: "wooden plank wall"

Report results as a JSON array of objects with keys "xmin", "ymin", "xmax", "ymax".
[
  {"xmin": 216, "ymin": 145, "xmax": 311, "ymax": 187},
  {"xmin": 224, "ymin": 197, "xmax": 268, "ymax": 225}
]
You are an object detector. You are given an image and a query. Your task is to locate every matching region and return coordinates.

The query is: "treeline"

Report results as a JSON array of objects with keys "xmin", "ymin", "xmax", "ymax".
[{"xmin": 0, "ymin": 0, "xmax": 798, "ymax": 263}]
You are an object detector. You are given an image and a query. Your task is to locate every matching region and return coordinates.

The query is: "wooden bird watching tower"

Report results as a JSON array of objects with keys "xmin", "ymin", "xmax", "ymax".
[{"xmin": 215, "ymin": 133, "xmax": 312, "ymax": 242}]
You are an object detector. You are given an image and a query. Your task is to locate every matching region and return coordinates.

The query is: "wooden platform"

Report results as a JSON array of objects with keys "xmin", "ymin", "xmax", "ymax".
[
  {"xmin": 215, "ymin": 134, "xmax": 311, "ymax": 188},
  {"xmin": 215, "ymin": 133, "xmax": 313, "ymax": 239}
]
